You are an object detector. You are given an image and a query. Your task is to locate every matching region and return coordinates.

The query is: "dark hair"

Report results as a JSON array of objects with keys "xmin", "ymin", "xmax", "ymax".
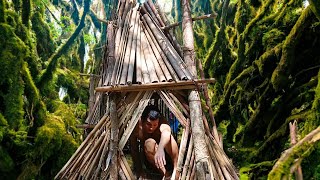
[{"xmin": 142, "ymin": 105, "xmax": 161, "ymax": 122}]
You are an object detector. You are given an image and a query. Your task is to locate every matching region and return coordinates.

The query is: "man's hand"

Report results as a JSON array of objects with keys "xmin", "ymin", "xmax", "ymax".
[{"xmin": 155, "ymin": 147, "xmax": 166, "ymax": 169}]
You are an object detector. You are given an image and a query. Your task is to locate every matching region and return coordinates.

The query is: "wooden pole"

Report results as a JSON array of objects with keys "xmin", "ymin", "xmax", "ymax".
[
  {"xmin": 95, "ymin": 78, "xmax": 215, "ymax": 92},
  {"xmin": 89, "ymin": 75, "xmax": 95, "ymax": 111},
  {"xmin": 181, "ymin": 0, "xmax": 209, "ymax": 179},
  {"xmin": 127, "ymin": 9, "xmax": 140, "ymax": 85},
  {"xmin": 142, "ymin": 18, "xmax": 179, "ymax": 81},
  {"xmin": 289, "ymin": 121, "xmax": 303, "ymax": 180},
  {"xmin": 104, "ymin": 21, "xmax": 116, "ymax": 86},
  {"xmin": 136, "ymin": 20, "xmax": 143, "ymax": 84},
  {"xmin": 141, "ymin": 24, "xmax": 166, "ymax": 82},
  {"xmin": 110, "ymin": 94, "xmax": 119, "ymax": 180},
  {"xmin": 120, "ymin": 6, "xmax": 138, "ymax": 85},
  {"xmin": 141, "ymin": 28, "xmax": 159, "ymax": 83},
  {"xmin": 140, "ymin": 24, "xmax": 151, "ymax": 84},
  {"xmin": 142, "ymin": 19, "xmax": 174, "ymax": 82},
  {"xmin": 161, "ymin": 13, "xmax": 217, "ymax": 30},
  {"xmin": 142, "ymin": 14, "xmax": 192, "ymax": 80}
]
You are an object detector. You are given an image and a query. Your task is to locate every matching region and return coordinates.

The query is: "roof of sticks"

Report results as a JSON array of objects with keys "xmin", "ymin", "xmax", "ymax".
[{"xmin": 98, "ymin": 0, "xmax": 216, "ymax": 92}]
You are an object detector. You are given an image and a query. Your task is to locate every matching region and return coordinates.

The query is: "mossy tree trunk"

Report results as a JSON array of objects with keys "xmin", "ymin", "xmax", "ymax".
[{"xmin": 192, "ymin": 0, "xmax": 320, "ymax": 178}]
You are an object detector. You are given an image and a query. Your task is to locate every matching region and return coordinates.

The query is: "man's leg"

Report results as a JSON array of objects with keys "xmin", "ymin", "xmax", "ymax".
[
  {"xmin": 164, "ymin": 135, "xmax": 179, "ymax": 168},
  {"xmin": 144, "ymin": 138, "xmax": 167, "ymax": 175}
]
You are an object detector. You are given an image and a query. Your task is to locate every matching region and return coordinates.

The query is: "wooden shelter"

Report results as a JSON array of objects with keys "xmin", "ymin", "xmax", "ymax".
[{"xmin": 55, "ymin": 0, "xmax": 238, "ymax": 179}]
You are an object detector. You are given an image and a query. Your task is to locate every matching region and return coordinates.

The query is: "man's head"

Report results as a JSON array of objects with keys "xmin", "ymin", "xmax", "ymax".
[{"xmin": 142, "ymin": 105, "xmax": 161, "ymax": 134}]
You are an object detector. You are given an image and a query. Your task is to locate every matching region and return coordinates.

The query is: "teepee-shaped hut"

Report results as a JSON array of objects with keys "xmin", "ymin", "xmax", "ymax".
[{"xmin": 55, "ymin": 0, "xmax": 238, "ymax": 179}]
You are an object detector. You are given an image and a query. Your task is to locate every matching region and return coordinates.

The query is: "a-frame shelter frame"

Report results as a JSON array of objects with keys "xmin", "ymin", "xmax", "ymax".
[{"xmin": 55, "ymin": 0, "xmax": 239, "ymax": 179}]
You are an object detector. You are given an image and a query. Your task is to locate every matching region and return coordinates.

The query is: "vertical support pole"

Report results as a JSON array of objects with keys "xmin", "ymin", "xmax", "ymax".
[
  {"xmin": 181, "ymin": 0, "xmax": 209, "ymax": 179},
  {"xmin": 110, "ymin": 93, "xmax": 119, "ymax": 180},
  {"xmin": 89, "ymin": 74, "xmax": 95, "ymax": 112}
]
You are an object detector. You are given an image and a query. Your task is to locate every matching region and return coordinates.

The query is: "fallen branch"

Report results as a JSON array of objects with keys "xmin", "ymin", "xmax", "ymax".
[
  {"xmin": 268, "ymin": 126, "xmax": 320, "ymax": 179},
  {"xmin": 90, "ymin": 8, "xmax": 109, "ymax": 25},
  {"xmin": 161, "ymin": 13, "xmax": 217, "ymax": 30}
]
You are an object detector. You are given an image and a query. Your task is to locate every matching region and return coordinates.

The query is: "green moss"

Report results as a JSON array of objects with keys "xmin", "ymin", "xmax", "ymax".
[
  {"xmin": 240, "ymin": 161, "xmax": 274, "ymax": 179},
  {"xmin": 31, "ymin": 12, "xmax": 56, "ymax": 60},
  {"xmin": 254, "ymin": 43, "xmax": 282, "ymax": 77},
  {"xmin": 271, "ymin": 7, "xmax": 313, "ymax": 91},
  {"xmin": 262, "ymin": 29, "xmax": 285, "ymax": 50},
  {"xmin": 0, "ymin": 114, "xmax": 8, "ymax": 142},
  {"xmin": 0, "ymin": 0, "xmax": 5, "ymax": 23},
  {"xmin": 21, "ymin": 0, "xmax": 31, "ymax": 28},
  {"xmin": 0, "ymin": 146, "xmax": 14, "ymax": 172},
  {"xmin": 218, "ymin": 120, "xmax": 230, "ymax": 138},
  {"xmin": 308, "ymin": 0, "xmax": 320, "ymax": 21},
  {"xmin": 233, "ymin": 123, "xmax": 244, "ymax": 142},
  {"xmin": 0, "ymin": 24, "xmax": 28, "ymax": 129},
  {"xmin": 33, "ymin": 115, "xmax": 65, "ymax": 161}
]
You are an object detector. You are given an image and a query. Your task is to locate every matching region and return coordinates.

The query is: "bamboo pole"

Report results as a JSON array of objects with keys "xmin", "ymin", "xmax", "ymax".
[
  {"xmin": 104, "ymin": 21, "xmax": 116, "ymax": 86},
  {"xmin": 196, "ymin": 57, "xmax": 220, "ymax": 140},
  {"xmin": 147, "ymin": 0, "xmax": 165, "ymax": 27},
  {"xmin": 142, "ymin": 17, "xmax": 179, "ymax": 81},
  {"xmin": 142, "ymin": 14, "xmax": 192, "ymax": 80},
  {"xmin": 110, "ymin": 94, "xmax": 119, "ymax": 180},
  {"xmin": 120, "ymin": 6, "xmax": 138, "ymax": 85},
  {"xmin": 118, "ymin": 155, "xmax": 130, "ymax": 180},
  {"xmin": 158, "ymin": 91, "xmax": 188, "ymax": 127},
  {"xmin": 181, "ymin": 137, "xmax": 193, "ymax": 180},
  {"xmin": 138, "ymin": 24, "xmax": 151, "ymax": 84},
  {"xmin": 185, "ymin": 152, "xmax": 195, "ymax": 180},
  {"xmin": 168, "ymin": 92, "xmax": 189, "ymax": 117},
  {"xmin": 112, "ymin": 10, "xmax": 131, "ymax": 85},
  {"xmin": 94, "ymin": 129, "xmax": 111, "ymax": 179},
  {"xmin": 142, "ymin": 20, "xmax": 173, "ymax": 82},
  {"xmin": 142, "ymin": 24, "xmax": 166, "ymax": 82},
  {"xmin": 143, "ymin": 2, "xmax": 161, "ymax": 26},
  {"xmin": 95, "ymin": 78, "xmax": 215, "ymax": 92},
  {"xmin": 118, "ymin": 0, "xmax": 126, "ymax": 19},
  {"xmin": 140, "ymin": 29, "xmax": 159, "ymax": 83},
  {"xmin": 120, "ymin": 151, "xmax": 135, "ymax": 179},
  {"xmin": 55, "ymin": 115, "xmax": 109, "ymax": 179},
  {"xmin": 89, "ymin": 75, "xmax": 95, "ymax": 111},
  {"xmin": 175, "ymin": 126, "xmax": 189, "ymax": 179},
  {"xmin": 127, "ymin": 12, "xmax": 140, "ymax": 84},
  {"xmin": 154, "ymin": 1, "xmax": 183, "ymax": 57},
  {"xmin": 136, "ymin": 20, "xmax": 143, "ymax": 84}
]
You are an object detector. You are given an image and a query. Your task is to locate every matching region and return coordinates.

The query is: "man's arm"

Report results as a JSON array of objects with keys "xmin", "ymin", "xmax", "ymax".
[
  {"xmin": 130, "ymin": 124, "xmax": 143, "ymax": 177},
  {"xmin": 154, "ymin": 124, "xmax": 172, "ymax": 169}
]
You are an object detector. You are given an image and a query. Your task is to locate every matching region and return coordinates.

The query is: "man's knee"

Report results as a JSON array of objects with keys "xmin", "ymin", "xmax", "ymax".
[{"xmin": 144, "ymin": 138, "xmax": 157, "ymax": 154}]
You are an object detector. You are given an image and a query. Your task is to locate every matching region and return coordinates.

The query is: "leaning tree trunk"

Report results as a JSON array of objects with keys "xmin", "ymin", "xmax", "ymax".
[
  {"xmin": 37, "ymin": 0, "xmax": 91, "ymax": 90},
  {"xmin": 181, "ymin": 0, "xmax": 209, "ymax": 179}
]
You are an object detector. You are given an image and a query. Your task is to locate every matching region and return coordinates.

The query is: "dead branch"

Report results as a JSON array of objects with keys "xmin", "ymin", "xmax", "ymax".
[{"xmin": 161, "ymin": 13, "xmax": 217, "ymax": 30}]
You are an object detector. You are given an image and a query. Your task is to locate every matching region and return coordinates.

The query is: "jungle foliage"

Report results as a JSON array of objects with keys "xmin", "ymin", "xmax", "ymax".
[
  {"xmin": 1, "ymin": 0, "xmax": 320, "ymax": 179},
  {"xmin": 189, "ymin": 0, "xmax": 320, "ymax": 178},
  {"xmin": 0, "ymin": 0, "xmax": 108, "ymax": 178}
]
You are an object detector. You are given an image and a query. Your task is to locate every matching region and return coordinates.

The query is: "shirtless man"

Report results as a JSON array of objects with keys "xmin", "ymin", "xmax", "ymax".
[{"xmin": 130, "ymin": 105, "xmax": 179, "ymax": 179}]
